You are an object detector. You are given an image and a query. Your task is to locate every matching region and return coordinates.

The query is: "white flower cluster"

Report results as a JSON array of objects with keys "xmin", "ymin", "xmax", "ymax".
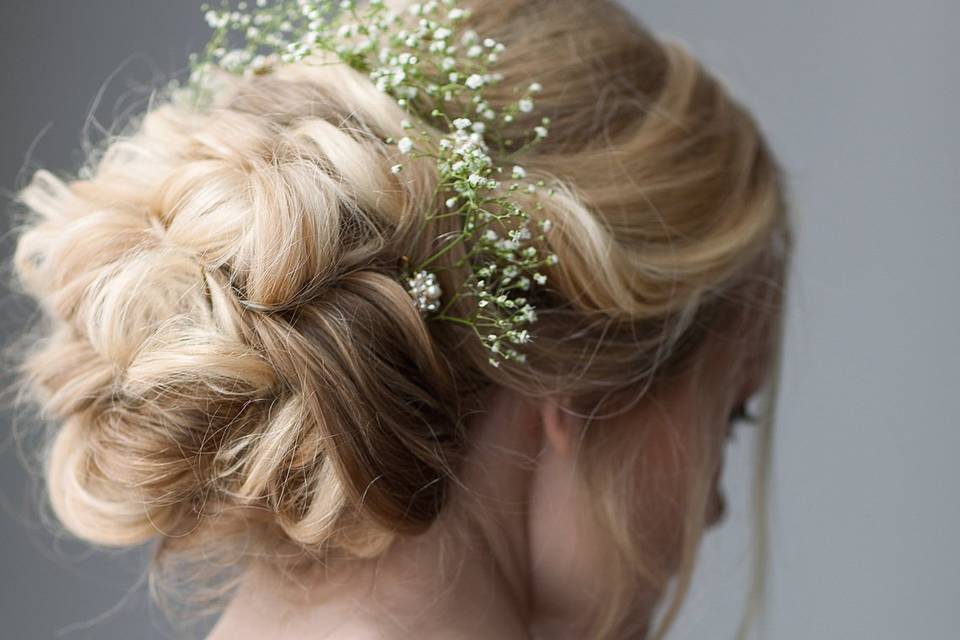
[{"xmin": 190, "ymin": 0, "xmax": 558, "ymax": 368}]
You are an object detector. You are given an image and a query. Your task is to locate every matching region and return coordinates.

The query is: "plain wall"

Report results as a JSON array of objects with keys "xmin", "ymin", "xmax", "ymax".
[{"xmin": 1, "ymin": 1, "xmax": 957, "ymax": 638}]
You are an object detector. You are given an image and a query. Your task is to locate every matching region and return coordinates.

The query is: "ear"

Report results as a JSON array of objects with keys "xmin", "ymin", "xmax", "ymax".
[{"xmin": 538, "ymin": 396, "xmax": 581, "ymax": 459}]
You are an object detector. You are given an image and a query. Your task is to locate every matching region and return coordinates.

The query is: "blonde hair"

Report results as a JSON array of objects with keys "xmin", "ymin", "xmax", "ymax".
[{"xmin": 6, "ymin": 0, "xmax": 793, "ymax": 637}]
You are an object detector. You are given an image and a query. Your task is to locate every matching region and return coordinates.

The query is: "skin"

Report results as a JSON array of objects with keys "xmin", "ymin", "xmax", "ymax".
[{"xmin": 207, "ymin": 327, "xmax": 771, "ymax": 640}]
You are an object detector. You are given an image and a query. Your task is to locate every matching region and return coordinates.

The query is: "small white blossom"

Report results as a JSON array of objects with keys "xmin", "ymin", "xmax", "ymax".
[
  {"xmin": 465, "ymin": 74, "xmax": 485, "ymax": 89},
  {"xmin": 510, "ymin": 330, "xmax": 530, "ymax": 344},
  {"xmin": 398, "ymin": 137, "xmax": 414, "ymax": 154},
  {"xmin": 534, "ymin": 126, "xmax": 548, "ymax": 138},
  {"xmin": 453, "ymin": 118, "xmax": 472, "ymax": 130},
  {"xmin": 518, "ymin": 98, "xmax": 534, "ymax": 113},
  {"xmin": 391, "ymin": 164, "xmax": 404, "ymax": 174},
  {"xmin": 511, "ymin": 165, "xmax": 526, "ymax": 179}
]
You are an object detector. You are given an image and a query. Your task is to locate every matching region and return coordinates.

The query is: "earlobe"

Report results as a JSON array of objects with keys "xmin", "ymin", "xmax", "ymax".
[{"xmin": 539, "ymin": 396, "xmax": 580, "ymax": 459}]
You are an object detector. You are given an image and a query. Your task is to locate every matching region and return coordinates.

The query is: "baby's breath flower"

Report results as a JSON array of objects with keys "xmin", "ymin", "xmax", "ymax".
[{"xmin": 191, "ymin": 0, "xmax": 559, "ymax": 366}]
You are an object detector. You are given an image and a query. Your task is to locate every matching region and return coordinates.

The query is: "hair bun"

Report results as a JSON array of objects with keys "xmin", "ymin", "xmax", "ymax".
[{"xmin": 11, "ymin": 62, "xmax": 465, "ymax": 557}]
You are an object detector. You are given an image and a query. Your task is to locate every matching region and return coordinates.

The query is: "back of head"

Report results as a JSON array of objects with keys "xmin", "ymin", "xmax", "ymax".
[{"xmin": 7, "ymin": 0, "xmax": 792, "ymax": 637}]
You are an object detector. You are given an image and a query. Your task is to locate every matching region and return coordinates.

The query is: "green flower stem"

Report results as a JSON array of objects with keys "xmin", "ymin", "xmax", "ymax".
[
  {"xmin": 415, "ymin": 229, "xmax": 470, "ymax": 270},
  {"xmin": 433, "ymin": 313, "xmax": 476, "ymax": 328}
]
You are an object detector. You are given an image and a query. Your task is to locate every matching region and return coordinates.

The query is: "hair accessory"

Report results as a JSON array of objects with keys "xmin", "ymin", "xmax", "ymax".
[{"xmin": 188, "ymin": 0, "xmax": 558, "ymax": 367}]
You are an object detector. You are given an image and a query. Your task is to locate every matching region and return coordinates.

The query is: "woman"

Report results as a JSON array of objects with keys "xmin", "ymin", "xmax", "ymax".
[{"xmin": 8, "ymin": 0, "xmax": 793, "ymax": 637}]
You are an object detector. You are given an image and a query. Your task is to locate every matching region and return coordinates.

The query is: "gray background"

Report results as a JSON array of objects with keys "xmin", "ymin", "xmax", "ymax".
[{"xmin": 1, "ymin": 1, "xmax": 957, "ymax": 639}]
